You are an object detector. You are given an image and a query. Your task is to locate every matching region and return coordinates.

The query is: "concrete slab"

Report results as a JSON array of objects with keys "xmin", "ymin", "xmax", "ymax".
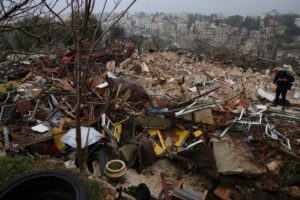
[{"xmin": 213, "ymin": 136, "xmax": 266, "ymax": 176}]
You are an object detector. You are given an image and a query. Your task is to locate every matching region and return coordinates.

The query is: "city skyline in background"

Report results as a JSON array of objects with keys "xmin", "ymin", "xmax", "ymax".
[{"xmin": 101, "ymin": 0, "xmax": 300, "ymax": 16}]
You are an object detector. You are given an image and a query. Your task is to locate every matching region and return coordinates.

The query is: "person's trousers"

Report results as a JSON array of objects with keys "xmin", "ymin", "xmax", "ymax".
[{"xmin": 275, "ymin": 86, "xmax": 287, "ymax": 105}]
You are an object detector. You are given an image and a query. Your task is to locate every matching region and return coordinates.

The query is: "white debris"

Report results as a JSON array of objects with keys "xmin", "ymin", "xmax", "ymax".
[
  {"xmin": 257, "ymin": 88, "xmax": 275, "ymax": 102},
  {"xmin": 31, "ymin": 124, "xmax": 49, "ymax": 133}
]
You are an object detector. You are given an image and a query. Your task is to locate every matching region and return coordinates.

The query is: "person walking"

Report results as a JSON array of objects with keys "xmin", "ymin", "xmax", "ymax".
[{"xmin": 273, "ymin": 66, "xmax": 294, "ymax": 106}]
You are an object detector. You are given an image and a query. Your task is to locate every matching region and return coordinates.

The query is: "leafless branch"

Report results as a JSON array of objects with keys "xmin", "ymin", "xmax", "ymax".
[{"xmin": 82, "ymin": 0, "xmax": 137, "ymax": 84}]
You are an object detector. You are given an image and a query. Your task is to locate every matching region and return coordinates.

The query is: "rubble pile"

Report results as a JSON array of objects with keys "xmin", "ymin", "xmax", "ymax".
[
  {"xmin": 116, "ymin": 51, "xmax": 300, "ymax": 104},
  {"xmin": 1, "ymin": 42, "xmax": 300, "ymax": 199}
]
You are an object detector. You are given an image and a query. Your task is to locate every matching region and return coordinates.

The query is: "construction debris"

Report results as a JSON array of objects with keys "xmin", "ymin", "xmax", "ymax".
[
  {"xmin": 1, "ymin": 41, "xmax": 300, "ymax": 199},
  {"xmin": 213, "ymin": 136, "xmax": 266, "ymax": 176}
]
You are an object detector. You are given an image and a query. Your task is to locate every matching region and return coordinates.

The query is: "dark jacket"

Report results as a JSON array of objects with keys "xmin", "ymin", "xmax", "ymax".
[{"xmin": 273, "ymin": 69, "xmax": 294, "ymax": 90}]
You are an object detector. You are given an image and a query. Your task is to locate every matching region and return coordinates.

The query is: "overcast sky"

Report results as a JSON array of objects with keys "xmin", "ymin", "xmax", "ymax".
[{"xmin": 102, "ymin": 0, "xmax": 300, "ymax": 16}]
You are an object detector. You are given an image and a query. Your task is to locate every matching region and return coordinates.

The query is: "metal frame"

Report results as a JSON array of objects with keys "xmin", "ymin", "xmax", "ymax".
[
  {"xmin": 175, "ymin": 100, "xmax": 224, "ymax": 116},
  {"xmin": 265, "ymin": 124, "xmax": 291, "ymax": 149},
  {"xmin": 101, "ymin": 113, "xmax": 118, "ymax": 143}
]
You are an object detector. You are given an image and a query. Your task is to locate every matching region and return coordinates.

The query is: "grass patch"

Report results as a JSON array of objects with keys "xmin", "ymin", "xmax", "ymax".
[
  {"xmin": 84, "ymin": 179, "xmax": 104, "ymax": 200},
  {"xmin": 0, "ymin": 156, "xmax": 104, "ymax": 200},
  {"xmin": 0, "ymin": 156, "xmax": 33, "ymax": 185},
  {"xmin": 279, "ymin": 157, "xmax": 300, "ymax": 186}
]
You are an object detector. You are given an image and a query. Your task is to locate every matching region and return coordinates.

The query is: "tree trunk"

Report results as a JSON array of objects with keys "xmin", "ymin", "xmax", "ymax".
[{"xmin": 75, "ymin": 40, "xmax": 86, "ymax": 174}]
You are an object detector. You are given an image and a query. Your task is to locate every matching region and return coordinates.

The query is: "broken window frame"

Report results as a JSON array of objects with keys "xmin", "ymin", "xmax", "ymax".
[
  {"xmin": 264, "ymin": 124, "xmax": 291, "ymax": 149},
  {"xmin": 101, "ymin": 113, "xmax": 119, "ymax": 144}
]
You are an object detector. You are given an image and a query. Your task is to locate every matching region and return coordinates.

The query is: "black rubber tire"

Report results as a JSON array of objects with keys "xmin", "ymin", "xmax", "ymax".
[{"xmin": 0, "ymin": 170, "xmax": 88, "ymax": 200}]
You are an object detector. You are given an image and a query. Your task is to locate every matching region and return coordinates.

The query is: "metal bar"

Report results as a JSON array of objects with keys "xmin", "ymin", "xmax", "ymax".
[
  {"xmin": 270, "ymin": 113, "xmax": 299, "ymax": 121},
  {"xmin": 175, "ymin": 100, "xmax": 224, "ymax": 116},
  {"xmin": 220, "ymin": 118, "xmax": 237, "ymax": 137},
  {"xmin": 177, "ymin": 140, "xmax": 203, "ymax": 153},
  {"xmin": 239, "ymin": 109, "xmax": 245, "ymax": 120}
]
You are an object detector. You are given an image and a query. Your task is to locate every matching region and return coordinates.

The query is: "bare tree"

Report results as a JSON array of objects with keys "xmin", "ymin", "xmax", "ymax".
[
  {"xmin": 0, "ymin": 1, "xmax": 72, "ymax": 58},
  {"xmin": 177, "ymin": 29, "xmax": 214, "ymax": 55},
  {"xmin": 49, "ymin": 0, "xmax": 136, "ymax": 174},
  {"xmin": 0, "ymin": 0, "xmax": 39, "ymax": 22},
  {"xmin": 1, "ymin": 0, "xmax": 136, "ymax": 174}
]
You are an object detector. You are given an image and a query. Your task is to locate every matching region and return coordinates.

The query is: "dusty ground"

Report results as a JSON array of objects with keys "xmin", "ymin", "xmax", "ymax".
[{"xmin": 122, "ymin": 158, "xmax": 209, "ymax": 197}]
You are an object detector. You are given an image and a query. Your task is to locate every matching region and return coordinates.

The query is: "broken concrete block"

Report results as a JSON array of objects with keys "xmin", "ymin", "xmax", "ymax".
[
  {"xmin": 106, "ymin": 60, "xmax": 116, "ymax": 72},
  {"xmin": 294, "ymin": 92, "xmax": 300, "ymax": 99},
  {"xmin": 193, "ymin": 74, "xmax": 206, "ymax": 84},
  {"xmin": 182, "ymin": 109, "xmax": 215, "ymax": 125},
  {"xmin": 245, "ymin": 88, "xmax": 258, "ymax": 101},
  {"xmin": 266, "ymin": 159, "xmax": 282, "ymax": 174},
  {"xmin": 141, "ymin": 62, "xmax": 150, "ymax": 72},
  {"xmin": 188, "ymin": 86, "xmax": 198, "ymax": 93},
  {"xmin": 228, "ymin": 68, "xmax": 243, "ymax": 77},
  {"xmin": 143, "ymin": 55, "xmax": 155, "ymax": 63},
  {"xmin": 204, "ymin": 71, "xmax": 215, "ymax": 78},
  {"xmin": 257, "ymin": 88, "xmax": 275, "ymax": 102},
  {"xmin": 213, "ymin": 136, "xmax": 266, "ymax": 176},
  {"xmin": 214, "ymin": 69, "xmax": 226, "ymax": 78}
]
